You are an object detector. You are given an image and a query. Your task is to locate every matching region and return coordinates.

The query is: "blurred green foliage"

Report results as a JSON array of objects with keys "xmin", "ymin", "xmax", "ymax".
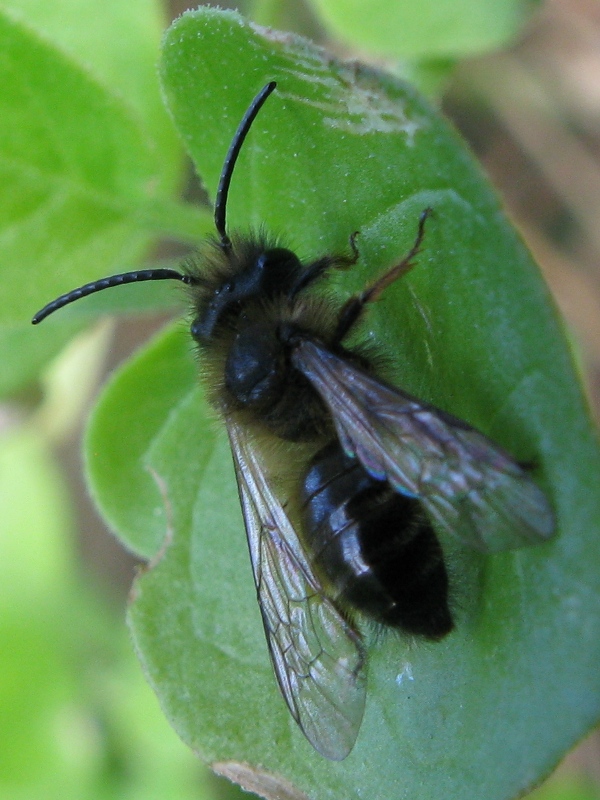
[{"xmin": 0, "ymin": 424, "xmax": 213, "ymax": 799}]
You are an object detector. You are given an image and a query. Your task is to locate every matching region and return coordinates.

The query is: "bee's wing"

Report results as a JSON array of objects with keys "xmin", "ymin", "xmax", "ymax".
[
  {"xmin": 226, "ymin": 421, "xmax": 367, "ymax": 761},
  {"xmin": 292, "ymin": 339, "xmax": 555, "ymax": 553}
]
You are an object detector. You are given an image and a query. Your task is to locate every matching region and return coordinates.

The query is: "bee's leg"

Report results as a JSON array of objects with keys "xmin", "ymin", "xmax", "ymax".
[
  {"xmin": 333, "ymin": 208, "xmax": 432, "ymax": 344},
  {"xmin": 288, "ymin": 232, "xmax": 360, "ymax": 299}
]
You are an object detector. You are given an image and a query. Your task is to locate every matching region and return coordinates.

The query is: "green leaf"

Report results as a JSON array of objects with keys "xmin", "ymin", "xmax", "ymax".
[
  {"xmin": 304, "ymin": 0, "xmax": 541, "ymax": 59},
  {"xmin": 1, "ymin": 0, "xmax": 180, "ymax": 192},
  {"xmin": 0, "ymin": 10, "xmax": 149, "ymax": 323},
  {"xmin": 85, "ymin": 8, "xmax": 600, "ymax": 800},
  {"xmin": 0, "ymin": 5, "xmax": 205, "ymax": 393},
  {"xmin": 85, "ymin": 325, "xmax": 198, "ymax": 559}
]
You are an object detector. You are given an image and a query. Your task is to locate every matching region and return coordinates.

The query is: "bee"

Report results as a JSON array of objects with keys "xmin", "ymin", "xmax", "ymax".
[{"xmin": 33, "ymin": 81, "xmax": 555, "ymax": 760}]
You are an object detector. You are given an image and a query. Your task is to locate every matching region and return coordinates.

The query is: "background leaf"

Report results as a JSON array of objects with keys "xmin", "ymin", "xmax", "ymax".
[
  {"xmin": 304, "ymin": 0, "xmax": 541, "ymax": 59},
  {"xmin": 0, "ymin": 1, "xmax": 204, "ymax": 397},
  {"xmin": 83, "ymin": 7, "xmax": 600, "ymax": 800},
  {"xmin": 0, "ymin": 9, "xmax": 156, "ymax": 324},
  {"xmin": 1, "ymin": 0, "xmax": 180, "ymax": 177}
]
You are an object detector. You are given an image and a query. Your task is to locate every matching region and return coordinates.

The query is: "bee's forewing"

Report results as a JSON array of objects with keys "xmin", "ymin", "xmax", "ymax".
[
  {"xmin": 227, "ymin": 421, "xmax": 367, "ymax": 760},
  {"xmin": 292, "ymin": 340, "xmax": 555, "ymax": 553}
]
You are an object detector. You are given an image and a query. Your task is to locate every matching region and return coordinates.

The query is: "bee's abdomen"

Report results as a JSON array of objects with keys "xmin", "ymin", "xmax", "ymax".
[{"xmin": 300, "ymin": 442, "xmax": 453, "ymax": 640}]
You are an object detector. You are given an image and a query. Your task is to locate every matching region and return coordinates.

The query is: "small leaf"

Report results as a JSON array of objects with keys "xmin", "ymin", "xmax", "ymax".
[
  {"xmin": 85, "ymin": 8, "xmax": 600, "ymax": 800},
  {"xmin": 85, "ymin": 325, "xmax": 198, "ymax": 559}
]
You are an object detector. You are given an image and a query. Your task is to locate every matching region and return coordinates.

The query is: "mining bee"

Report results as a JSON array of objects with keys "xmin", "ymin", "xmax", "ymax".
[{"xmin": 33, "ymin": 82, "xmax": 555, "ymax": 760}]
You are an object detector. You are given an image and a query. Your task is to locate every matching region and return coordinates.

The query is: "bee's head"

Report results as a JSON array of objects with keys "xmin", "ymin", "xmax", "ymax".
[{"xmin": 189, "ymin": 242, "xmax": 302, "ymax": 343}]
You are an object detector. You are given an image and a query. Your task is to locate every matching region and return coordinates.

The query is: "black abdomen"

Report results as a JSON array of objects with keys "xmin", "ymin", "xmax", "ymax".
[{"xmin": 300, "ymin": 441, "xmax": 453, "ymax": 640}]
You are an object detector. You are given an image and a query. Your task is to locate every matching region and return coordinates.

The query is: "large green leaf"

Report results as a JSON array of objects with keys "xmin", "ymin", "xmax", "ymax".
[{"xmin": 85, "ymin": 8, "xmax": 600, "ymax": 800}]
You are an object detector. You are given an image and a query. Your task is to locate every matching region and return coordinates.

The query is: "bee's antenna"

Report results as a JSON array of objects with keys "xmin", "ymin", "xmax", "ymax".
[
  {"xmin": 32, "ymin": 268, "xmax": 194, "ymax": 324},
  {"xmin": 33, "ymin": 84, "xmax": 278, "ymax": 325},
  {"xmin": 214, "ymin": 81, "xmax": 277, "ymax": 252}
]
